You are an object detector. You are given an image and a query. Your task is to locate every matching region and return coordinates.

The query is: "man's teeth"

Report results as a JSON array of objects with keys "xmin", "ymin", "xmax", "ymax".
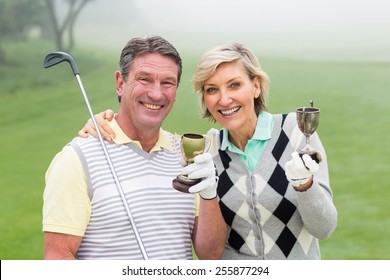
[
  {"xmin": 144, "ymin": 103, "xmax": 162, "ymax": 110},
  {"xmin": 221, "ymin": 107, "xmax": 239, "ymax": 115}
]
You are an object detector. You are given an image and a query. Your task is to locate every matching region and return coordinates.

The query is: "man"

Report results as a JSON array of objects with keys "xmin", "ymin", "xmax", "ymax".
[{"xmin": 43, "ymin": 36, "xmax": 226, "ymax": 260}]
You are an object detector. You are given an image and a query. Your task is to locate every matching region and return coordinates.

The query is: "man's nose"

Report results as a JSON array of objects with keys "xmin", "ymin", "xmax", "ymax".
[{"xmin": 148, "ymin": 83, "xmax": 164, "ymax": 100}]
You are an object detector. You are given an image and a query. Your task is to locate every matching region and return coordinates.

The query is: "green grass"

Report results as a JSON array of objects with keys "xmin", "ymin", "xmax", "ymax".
[{"xmin": 1, "ymin": 40, "xmax": 389, "ymax": 260}]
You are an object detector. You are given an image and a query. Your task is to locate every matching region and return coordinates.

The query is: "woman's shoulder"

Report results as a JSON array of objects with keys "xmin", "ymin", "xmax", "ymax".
[{"xmin": 272, "ymin": 112, "xmax": 297, "ymax": 128}]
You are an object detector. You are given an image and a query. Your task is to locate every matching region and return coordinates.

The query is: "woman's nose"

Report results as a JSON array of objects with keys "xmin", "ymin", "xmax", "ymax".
[{"xmin": 218, "ymin": 90, "xmax": 232, "ymax": 106}]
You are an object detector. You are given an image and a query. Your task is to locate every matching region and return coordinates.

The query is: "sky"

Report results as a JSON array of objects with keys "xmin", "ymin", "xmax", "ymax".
[{"xmin": 74, "ymin": 0, "xmax": 390, "ymax": 60}]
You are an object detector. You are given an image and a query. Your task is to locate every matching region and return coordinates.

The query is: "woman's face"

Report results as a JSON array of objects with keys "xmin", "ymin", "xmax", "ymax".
[{"xmin": 203, "ymin": 60, "xmax": 260, "ymax": 133}]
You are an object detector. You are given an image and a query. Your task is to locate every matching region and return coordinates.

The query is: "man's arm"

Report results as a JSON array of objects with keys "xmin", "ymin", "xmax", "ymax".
[
  {"xmin": 43, "ymin": 146, "xmax": 91, "ymax": 260},
  {"xmin": 44, "ymin": 232, "xmax": 83, "ymax": 260}
]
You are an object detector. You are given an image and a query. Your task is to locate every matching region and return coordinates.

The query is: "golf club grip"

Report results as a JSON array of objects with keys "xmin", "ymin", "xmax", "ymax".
[{"xmin": 43, "ymin": 52, "xmax": 79, "ymax": 76}]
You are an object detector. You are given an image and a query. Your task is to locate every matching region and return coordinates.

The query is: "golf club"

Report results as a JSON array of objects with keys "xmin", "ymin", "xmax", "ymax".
[{"xmin": 43, "ymin": 51, "xmax": 148, "ymax": 260}]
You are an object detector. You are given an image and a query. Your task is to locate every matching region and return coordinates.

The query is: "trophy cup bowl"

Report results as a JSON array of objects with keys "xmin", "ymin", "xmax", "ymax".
[
  {"xmin": 172, "ymin": 133, "xmax": 206, "ymax": 193},
  {"xmin": 296, "ymin": 106, "xmax": 322, "ymax": 163}
]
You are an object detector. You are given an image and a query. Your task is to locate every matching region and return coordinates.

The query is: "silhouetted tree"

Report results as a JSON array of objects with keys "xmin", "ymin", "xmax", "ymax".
[
  {"xmin": 44, "ymin": 0, "xmax": 93, "ymax": 52},
  {"xmin": 0, "ymin": 0, "xmax": 46, "ymax": 63}
]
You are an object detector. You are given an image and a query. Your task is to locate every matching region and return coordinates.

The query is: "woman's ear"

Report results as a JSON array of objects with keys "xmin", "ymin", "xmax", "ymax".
[{"xmin": 253, "ymin": 77, "xmax": 261, "ymax": 98}]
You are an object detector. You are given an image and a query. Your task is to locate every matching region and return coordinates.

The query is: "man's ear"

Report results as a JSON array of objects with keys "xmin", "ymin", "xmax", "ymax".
[{"xmin": 115, "ymin": 71, "xmax": 124, "ymax": 98}]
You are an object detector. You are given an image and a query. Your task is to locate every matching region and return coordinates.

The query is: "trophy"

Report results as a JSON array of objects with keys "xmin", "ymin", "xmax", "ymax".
[
  {"xmin": 172, "ymin": 133, "xmax": 210, "ymax": 193},
  {"xmin": 296, "ymin": 101, "xmax": 322, "ymax": 163}
]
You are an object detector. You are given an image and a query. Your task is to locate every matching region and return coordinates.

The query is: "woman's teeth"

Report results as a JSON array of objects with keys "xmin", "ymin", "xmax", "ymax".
[{"xmin": 220, "ymin": 107, "xmax": 240, "ymax": 115}]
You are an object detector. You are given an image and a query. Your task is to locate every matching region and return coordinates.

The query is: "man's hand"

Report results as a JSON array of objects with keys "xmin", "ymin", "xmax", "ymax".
[
  {"xmin": 285, "ymin": 151, "xmax": 319, "ymax": 188},
  {"xmin": 181, "ymin": 153, "xmax": 218, "ymax": 200}
]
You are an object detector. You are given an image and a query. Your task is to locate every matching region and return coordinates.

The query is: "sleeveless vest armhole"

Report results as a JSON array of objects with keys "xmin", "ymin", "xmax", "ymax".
[{"xmin": 69, "ymin": 140, "xmax": 93, "ymax": 200}]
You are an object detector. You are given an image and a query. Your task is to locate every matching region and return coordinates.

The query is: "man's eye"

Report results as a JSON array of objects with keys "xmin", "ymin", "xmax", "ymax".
[
  {"xmin": 162, "ymin": 81, "xmax": 176, "ymax": 87},
  {"xmin": 139, "ymin": 77, "xmax": 150, "ymax": 83}
]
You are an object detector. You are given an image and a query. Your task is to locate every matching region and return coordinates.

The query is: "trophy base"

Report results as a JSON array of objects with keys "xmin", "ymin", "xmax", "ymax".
[
  {"xmin": 172, "ymin": 176, "xmax": 201, "ymax": 193},
  {"xmin": 298, "ymin": 150, "xmax": 322, "ymax": 163}
]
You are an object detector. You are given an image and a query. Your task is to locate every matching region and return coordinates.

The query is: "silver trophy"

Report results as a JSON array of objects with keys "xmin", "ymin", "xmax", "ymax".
[{"xmin": 296, "ymin": 101, "xmax": 322, "ymax": 163}]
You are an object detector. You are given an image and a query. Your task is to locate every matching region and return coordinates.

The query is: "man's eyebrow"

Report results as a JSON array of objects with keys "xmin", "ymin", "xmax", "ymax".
[
  {"xmin": 135, "ymin": 71, "xmax": 151, "ymax": 77},
  {"xmin": 134, "ymin": 70, "xmax": 177, "ymax": 84},
  {"xmin": 164, "ymin": 76, "xmax": 178, "ymax": 83}
]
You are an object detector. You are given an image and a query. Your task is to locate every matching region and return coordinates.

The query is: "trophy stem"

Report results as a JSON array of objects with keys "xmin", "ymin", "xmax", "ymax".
[{"xmin": 305, "ymin": 136, "xmax": 311, "ymax": 147}]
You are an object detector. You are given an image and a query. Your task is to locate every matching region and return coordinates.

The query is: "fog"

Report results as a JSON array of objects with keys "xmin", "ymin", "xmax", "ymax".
[{"xmin": 75, "ymin": 0, "xmax": 390, "ymax": 60}]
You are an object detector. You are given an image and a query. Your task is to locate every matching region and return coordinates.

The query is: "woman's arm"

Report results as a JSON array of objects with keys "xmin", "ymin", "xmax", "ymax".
[{"xmin": 78, "ymin": 109, "xmax": 116, "ymax": 142}]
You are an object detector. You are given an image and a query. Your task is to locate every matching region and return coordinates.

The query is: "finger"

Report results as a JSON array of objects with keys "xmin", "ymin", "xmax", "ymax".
[
  {"xmin": 187, "ymin": 167, "xmax": 214, "ymax": 180},
  {"xmin": 97, "ymin": 123, "xmax": 115, "ymax": 141},
  {"xmin": 95, "ymin": 115, "xmax": 115, "ymax": 137},
  {"xmin": 84, "ymin": 123, "xmax": 98, "ymax": 138},
  {"xmin": 93, "ymin": 115, "xmax": 115, "ymax": 141},
  {"xmin": 290, "ymin": 179, "xmax": 302, "ymax": 187},
  {"xmin": 85, "ymin": 123, "xmax": 112, "ymax": 142},
  {"xmin": 302, "ymin": 154, "xmax": 319, "ymax": 173},
  {"xmin": 78, "ymin": 128, "xmax": 89, "ymax": 138},
  {"xmin": 188, "ymin": 178, "xmax": 214, "ymax": 193},
  {"xmin": 178, "ymin": 157, "xmax": 187, "ymax": 167},
  {"xmin": 181, "ymin": 162, "xmax": 202, "ymax": 175},
  {"xmin": 104, "ymin": 109, "xmax": 115, "ymax": 120},
  {"xmin": 292, "ymin": 152, "xmax": 306, "ymax": 170},
  {"xmin": 193, "ymin": 152, "xmax": 212, "ymax": 163}
]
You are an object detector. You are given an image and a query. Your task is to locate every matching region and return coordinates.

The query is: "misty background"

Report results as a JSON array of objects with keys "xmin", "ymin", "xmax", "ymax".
[
  {"xmin": 1, "ymin": 0, "xmax": 390, "ymax": 260},
  {"xmin": 74, "ymin": 0, "xmax": 390, "ymax": 61}
]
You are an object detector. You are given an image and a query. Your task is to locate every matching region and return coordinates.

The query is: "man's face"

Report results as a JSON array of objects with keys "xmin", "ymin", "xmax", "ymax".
[{"xmin": 116, "ymin": 53, "xmax": 178, "ymax": 133}]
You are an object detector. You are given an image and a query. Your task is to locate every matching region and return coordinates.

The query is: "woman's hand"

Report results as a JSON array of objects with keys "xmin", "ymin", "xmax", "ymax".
[
  {"xmin": 78, "ymin": 109, "xmax": 115, "ymax": 142},
  {"xmin": 285, "ymin": 151, "xmax": 319, "ymax": 191}
]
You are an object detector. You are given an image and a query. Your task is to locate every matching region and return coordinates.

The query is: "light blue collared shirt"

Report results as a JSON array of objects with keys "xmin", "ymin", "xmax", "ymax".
[{"xmin": 221, "ymin": 111, "xmax": 274, "ymax": 172}]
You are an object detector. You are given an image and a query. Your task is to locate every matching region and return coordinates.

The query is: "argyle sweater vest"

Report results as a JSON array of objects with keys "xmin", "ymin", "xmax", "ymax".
[
  {"xmin": 212, "ymin": 113, "xmax": 322, "ymax": 259},
  {"xmin": 70, "ymin": 132, "xmax": 195, "ymax": 260}
]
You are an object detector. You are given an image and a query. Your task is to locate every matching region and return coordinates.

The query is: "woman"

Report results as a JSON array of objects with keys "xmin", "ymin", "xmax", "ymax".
[{"xmin": 80, "ymin": 43, "xmax": 337, "ymax": 259}]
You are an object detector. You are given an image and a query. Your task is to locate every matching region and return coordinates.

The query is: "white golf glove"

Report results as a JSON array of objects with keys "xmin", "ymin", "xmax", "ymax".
[
  {"xmin": 285, "ymin": 151, "xmax": 319, "ymax": 187},
  {"xmin": 181, "ymin": 153, "xmax": 218, "ymax": 200}
]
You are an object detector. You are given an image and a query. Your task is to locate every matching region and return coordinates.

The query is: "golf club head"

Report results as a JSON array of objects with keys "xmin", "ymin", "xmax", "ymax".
[{"xmin": 43, "ymin": 51, "xmax": 79, "ymax": 76}]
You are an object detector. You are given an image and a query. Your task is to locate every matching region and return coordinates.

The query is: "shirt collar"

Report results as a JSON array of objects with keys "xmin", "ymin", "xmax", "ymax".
[
  {"xmin": 221, "ymin": 111, "xmax": 274, "ymax": 151},
  {"xmin": 108, "ymin": 118, "xmax": 174, "ymax": 152}
]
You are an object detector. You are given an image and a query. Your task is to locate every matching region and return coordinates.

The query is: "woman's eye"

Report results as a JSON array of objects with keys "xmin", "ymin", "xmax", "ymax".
[
  {"xmin": 230, "ymin": 82, "xmax": 240, "ymax": 89},
  {"xmin": 205, "ymin": 87, "xmax": 217, "ymax": 94}
]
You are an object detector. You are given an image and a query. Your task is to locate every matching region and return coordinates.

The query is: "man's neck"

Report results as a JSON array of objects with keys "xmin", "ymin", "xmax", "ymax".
[{"xmin": 115, "ymin": 115, "xmax": 160, "ymax": 153}]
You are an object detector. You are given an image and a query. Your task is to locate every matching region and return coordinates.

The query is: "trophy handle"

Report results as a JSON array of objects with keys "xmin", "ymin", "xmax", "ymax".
[{"xmin": 203, "ymin": 134, "xmax": 214, "ymax": 155}]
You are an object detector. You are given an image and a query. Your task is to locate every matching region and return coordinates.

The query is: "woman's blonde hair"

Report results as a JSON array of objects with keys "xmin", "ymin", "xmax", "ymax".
[{"xmin": 192, "ymin": 43, "xmax": 270, "ymax": 122}]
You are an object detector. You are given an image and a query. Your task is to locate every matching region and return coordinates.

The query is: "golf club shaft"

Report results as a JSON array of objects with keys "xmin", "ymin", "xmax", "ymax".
[{"xmin": 75, "ymin": 74, "xmax": 149, "ymax": 260}]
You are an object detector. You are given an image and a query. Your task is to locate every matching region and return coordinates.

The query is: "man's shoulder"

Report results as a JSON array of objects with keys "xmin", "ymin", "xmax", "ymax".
[{"xmin": 69, "ymin": 136, "xmax": 100, "ymax": 147}]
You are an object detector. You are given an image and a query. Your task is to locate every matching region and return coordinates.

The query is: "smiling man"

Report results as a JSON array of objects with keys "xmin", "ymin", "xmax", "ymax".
[
  {"xmin": 114, "ymin": 51, "xmax": 178, "ymax": 152},
  {"xmin": 42, "ymin": 36, "xmax": 226, "ymax": 260}
]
